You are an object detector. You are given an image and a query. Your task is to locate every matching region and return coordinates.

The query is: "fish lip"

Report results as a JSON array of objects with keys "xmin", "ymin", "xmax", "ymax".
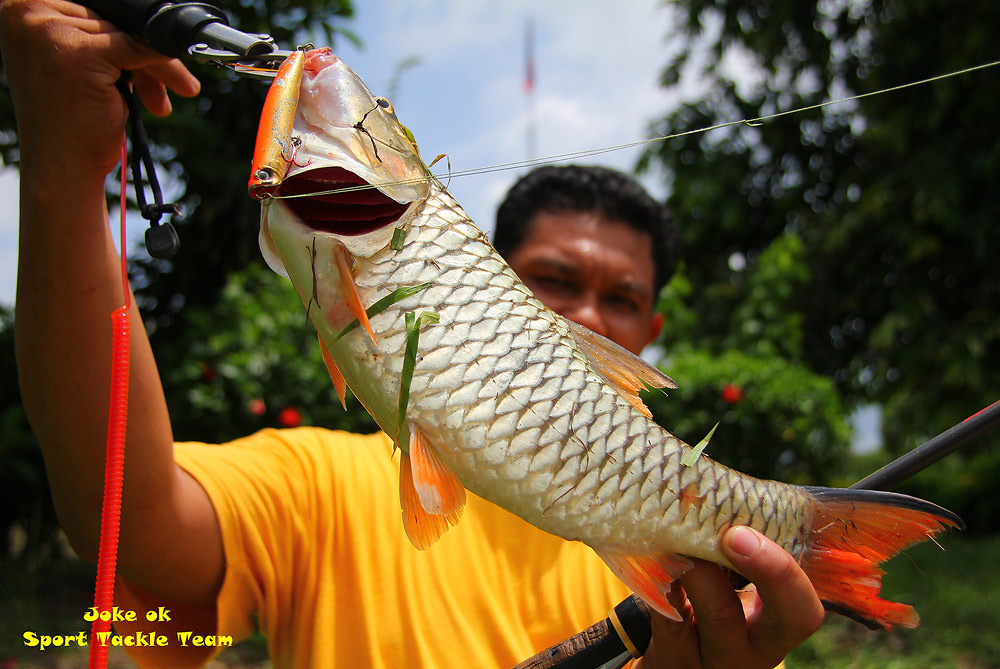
[{"xmin": 274, "ymin": 165, "xmax": 410, "ymax": 236}]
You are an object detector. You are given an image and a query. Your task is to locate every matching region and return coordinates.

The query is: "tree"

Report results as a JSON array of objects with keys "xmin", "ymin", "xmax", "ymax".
[
  {"xmin": 642, "ymin": 0, "xmax": 1000, "ymax": 524},
  {"xmin": 164, "ymin": 263, "xmax": 378, "ymax": 443}
]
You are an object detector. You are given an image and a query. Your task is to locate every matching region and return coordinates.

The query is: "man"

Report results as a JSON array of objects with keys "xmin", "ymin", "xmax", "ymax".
[{"xmin": 2, "ymin": 1, "xmax": 823, "ymax": 667}]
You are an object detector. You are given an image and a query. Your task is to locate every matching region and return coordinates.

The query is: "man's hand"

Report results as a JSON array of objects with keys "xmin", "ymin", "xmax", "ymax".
[
  {"xmin": 635, "ymin": 526, "xmax": 825, "ymax": 668},
  {"xmin": 0, "ymin": 0, "xmax": 199, "ymax": 183}
]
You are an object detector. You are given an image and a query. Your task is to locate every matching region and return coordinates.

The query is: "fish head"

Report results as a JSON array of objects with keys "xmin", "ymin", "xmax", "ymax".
[{"xmin": 252, "ymin": 48, "xmax": 430, "ymax": 269}]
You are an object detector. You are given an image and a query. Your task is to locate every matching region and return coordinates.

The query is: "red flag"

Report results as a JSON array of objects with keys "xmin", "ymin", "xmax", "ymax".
[{"xmin": 524, "ymin": 18, "xmax": 535, "ymax": 93}]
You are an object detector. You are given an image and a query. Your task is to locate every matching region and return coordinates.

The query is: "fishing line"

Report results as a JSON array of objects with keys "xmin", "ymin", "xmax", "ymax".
[{"xmin": 271, "ymin": 58, "xmax": 1000, "ymax": 201}]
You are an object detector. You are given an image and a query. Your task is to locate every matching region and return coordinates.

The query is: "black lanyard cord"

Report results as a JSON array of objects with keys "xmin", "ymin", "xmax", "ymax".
[{"xmin": 115, "ymin": 71, "xmax": 181, "ymax": 259}]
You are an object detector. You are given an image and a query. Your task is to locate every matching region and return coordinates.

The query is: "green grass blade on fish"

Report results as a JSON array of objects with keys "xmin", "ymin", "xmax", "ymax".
[
  {"xmin": 334, "ymin": 283, "xmax": 431, "ymax": 341},
  {"xmin": 397, "ymin": 311, "xmax": 439, "ymax": 447},
  {"xmin": 390, "ymin": 227, "xmax": 407, "ymax": 251},
  {"xmin": 681, "ymin": 422, "xmax": 718, "ymax": 467}
]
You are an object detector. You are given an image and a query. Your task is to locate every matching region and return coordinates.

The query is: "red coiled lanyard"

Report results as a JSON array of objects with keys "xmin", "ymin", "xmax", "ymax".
[
  {"xmin": 87, "ymin": 130, "xmax": 132, "ymax": 669},
  {"xmin": 88, "ymin": 71, "xmax": 180, "ymax": 668}
]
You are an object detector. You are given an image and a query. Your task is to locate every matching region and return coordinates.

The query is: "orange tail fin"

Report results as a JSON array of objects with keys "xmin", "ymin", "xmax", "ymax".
[{"xmin": 801, "ymin": 487, "xmax": 963, "ymax": 630}]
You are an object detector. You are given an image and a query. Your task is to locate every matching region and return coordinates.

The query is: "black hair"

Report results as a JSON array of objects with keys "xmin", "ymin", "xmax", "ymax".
[{"xmin": 493, "ymin": 165, "xmax": 680, "ymax": 293}]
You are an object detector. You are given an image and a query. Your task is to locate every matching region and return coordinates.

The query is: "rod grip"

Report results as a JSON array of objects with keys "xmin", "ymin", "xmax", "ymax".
[{"xmin": 512, "ymin": 595, "xmax": 651, "ymax": 669}]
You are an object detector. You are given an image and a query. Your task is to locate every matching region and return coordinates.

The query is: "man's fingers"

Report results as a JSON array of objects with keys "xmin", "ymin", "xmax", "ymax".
[
  {"xmin": 143, "ymin": 60, "xmax": 201, "ymax": 98},
  {"xmin": 677, "ymin": 559, "xmax": 751, "ymax": 664},
  {"xmin": 636, "ymin": 605, "xmax": 701, "ymax": 669},
  {"xmin": 61, "ymin": 7, "xmax": 201, "ymax": 96},
  {"xmin": 721, "ymin": 526, "xmax": 825, "ymax": 651}
]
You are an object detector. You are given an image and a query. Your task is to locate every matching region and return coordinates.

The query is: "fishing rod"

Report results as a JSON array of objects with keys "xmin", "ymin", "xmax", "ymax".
[
  {"xmin": 78, "ymin": 0, "xmax": 287, "ymax": 64},
  {"xmin": 513, "ymin": 398, "xmax": 1000, "ymax": 669}
]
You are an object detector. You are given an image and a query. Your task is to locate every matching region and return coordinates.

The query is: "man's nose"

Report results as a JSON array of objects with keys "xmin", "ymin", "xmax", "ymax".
[{"xmin": 564, "ymin": 295, "xmax": 608, "ymax": 339}]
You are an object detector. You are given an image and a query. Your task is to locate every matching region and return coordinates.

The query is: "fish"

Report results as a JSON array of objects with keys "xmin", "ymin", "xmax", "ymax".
[{"xmin": 248, "ymin": 47, "xmax": 962, "ymax": 630}]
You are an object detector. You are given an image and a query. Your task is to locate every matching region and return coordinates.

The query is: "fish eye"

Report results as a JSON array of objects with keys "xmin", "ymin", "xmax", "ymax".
[{"xmin": 375, "ymin": 97, "xmax": 394, "ymax": 114}]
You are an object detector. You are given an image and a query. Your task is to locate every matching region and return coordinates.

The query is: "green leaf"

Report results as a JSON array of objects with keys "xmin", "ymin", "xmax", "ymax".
[
  {"xmin": 334, "ymin": 283, "xmax": 430, "ymax": 341},
  {"xmin": 681, "ymin": 422, "xmax": 718, "ymax": 467},
  {"xmin": 396, "ymin": 310, "xmax": 439, "ymax": 446}
]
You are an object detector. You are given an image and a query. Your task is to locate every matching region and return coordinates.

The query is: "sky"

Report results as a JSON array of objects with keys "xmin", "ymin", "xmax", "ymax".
[{"xmin": 0, "ymin": 0, "xmax": 686, "ymax": 308}]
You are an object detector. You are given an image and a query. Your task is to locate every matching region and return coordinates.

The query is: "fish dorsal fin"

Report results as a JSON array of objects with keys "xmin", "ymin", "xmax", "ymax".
[
  {"xmin": 398, "ymin": 425, "xmax": 465, "ymax": 550},
  {"xmin": 318, "ymin": 335, "xmax": 348, "ymax": 410},
  {"xmin": 566, "ymin": 321, "xmax": 677, "ymax": 418},
  {"xmin": 595, "ymin": 548, "xmax": 694, "ymax": 622}
]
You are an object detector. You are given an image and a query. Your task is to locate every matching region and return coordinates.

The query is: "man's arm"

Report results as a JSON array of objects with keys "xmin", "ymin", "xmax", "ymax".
[{"xmin": 2, "ymin": 0, "xmax": 222, "ymax": 609}]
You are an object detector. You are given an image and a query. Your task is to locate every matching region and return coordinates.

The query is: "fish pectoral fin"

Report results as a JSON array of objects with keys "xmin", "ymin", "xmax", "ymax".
[
  {"xmin": 318, "ymin": 334, "xmax": 348, "ymax": 410},
  {"xmin": 595, "ymin": 548, "xmax": 694, "ymax": 621},
  {"xmin": 566, "ymin": 321, "xmax": 677, "ymax": 419},
  {"xmin": 333, "ymin": 244, "xmax": 377, "ymax": 344},
  {"xmin": 398, "ymin": 427, "xmax": 466, "ymax": 550}
]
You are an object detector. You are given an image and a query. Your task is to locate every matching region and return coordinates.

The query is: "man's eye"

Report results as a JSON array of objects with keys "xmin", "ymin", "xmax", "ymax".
[
  {"xmin": 531, "ymin": 275, "xmax": 575, "ymax": 293},
  {"xmin": 606, "ymin": 293, "xmax": 641, "ymax": 312}
]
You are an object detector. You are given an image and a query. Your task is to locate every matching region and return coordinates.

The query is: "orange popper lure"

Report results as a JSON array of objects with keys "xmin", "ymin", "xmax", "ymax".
[{"xmin": 249, "ymin": 48, "xmax": 306, "ymax": 197}]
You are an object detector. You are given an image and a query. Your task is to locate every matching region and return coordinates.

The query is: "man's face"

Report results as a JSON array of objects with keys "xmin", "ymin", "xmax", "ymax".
[{"xmin": 505, "ymin": 210, "xmax": 663, "ymax": 356}]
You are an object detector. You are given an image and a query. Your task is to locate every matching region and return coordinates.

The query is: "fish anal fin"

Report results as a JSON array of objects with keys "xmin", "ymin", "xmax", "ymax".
[
  {"xmin": 566, "ymin": 321, "xmax": 676, "ymax": 418},
  {"xmin": 595, "ymin": 548, "xmax": 694, "ymax": 621},
  {"xmin": 409, "ymin": 425, "xmax": 466, "ymax": 516},
  {"xmin": 318, "ymin": 334, "xmax": 347, "ymax": 410}
]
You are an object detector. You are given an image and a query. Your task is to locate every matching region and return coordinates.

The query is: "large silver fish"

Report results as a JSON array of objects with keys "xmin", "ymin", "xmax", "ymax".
[{"xmin": 248, "ymin": 48, "xmax": 961, "ymax": 629}]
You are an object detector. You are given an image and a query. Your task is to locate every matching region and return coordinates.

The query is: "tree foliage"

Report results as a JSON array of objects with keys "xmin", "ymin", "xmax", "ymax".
[
  {"xmin": 649, "ymin": 234, "xmax": 850, "ymax": 484},
  {"xmin": 0, "ymin": 307, "xmax": 58, "ymax": 556},
  {"xmin": 164, "ymin": 263, "xmax": 378, "ymax": 443},
  {"xmin": 643, "ymin": 0, "xmax": 1000, "ymax": 523}
]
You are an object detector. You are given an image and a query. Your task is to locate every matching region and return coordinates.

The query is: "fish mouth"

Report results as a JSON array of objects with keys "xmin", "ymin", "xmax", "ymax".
[{"xmin": 275, "ymin": 166, "xmax": 410, "ymax": 236}]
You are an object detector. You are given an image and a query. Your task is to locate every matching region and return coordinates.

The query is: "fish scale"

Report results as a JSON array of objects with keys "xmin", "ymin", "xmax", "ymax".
[
  {"xmin": 332, "ymin": 184, "xmax": 813, "ymax": 560},
  {"xmin": 253, "ymin": 47, "xmax": 961, "ymax": 628}
]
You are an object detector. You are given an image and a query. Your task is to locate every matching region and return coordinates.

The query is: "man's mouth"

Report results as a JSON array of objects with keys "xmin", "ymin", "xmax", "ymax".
[{"xmin": 275, "ymin": 166, "xmax": 409, "ymax": 236}]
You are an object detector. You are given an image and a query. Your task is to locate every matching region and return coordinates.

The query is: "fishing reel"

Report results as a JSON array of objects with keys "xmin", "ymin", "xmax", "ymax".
[
  {"xmin": 78, "ymin": 0, "xmax": 291, "ymax": 70},
  {"xmin": 80, "ymin": 0, "xmax": 293, "ymax": 258}
]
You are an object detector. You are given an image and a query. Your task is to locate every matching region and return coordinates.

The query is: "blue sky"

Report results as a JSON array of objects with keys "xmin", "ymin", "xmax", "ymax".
[{"xmin": 0, "ymin": 0, "xmax": 686, "ymax": 307}]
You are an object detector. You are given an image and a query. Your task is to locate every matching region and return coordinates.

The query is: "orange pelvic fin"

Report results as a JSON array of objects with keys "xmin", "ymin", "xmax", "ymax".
[
  {"xmin": 408, "ymin": 424, "xmax": 466, "ymax": 516},
  {"xmin": 595, "ymin": 549, "xmax": 694, "ymax": 621},
  {"xmin": 249, "ymin": 49, "xmax": 306, "ymax": 196},
  {"xmin": 801, "ymin": 486, "xmax": 963, "ymax": 630},
  {"xmin": 318, "ymin": 334, "xmax": 348, "ymax": 410},
  {"xmin": 399, "ymin": 446, "xmax": 463, "ymax": 551},
  {"xmin": 333, "ymin": 245, "xmax": 376, "ymax": 344},
  {"xmin": 566, "ymin": 321, "xmax": 676, "ymax": 418}
]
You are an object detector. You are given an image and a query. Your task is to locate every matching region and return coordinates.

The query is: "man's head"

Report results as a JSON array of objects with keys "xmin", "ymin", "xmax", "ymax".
[{"xmin": 494, "ymin": 165, "xmax": 679, "ymax": 355}]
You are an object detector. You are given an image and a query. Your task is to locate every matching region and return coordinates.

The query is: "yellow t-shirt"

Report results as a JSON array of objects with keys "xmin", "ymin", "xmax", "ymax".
[{"xmin": 117, "ymin": 427, "xmax": 633, "ymax": 668}]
